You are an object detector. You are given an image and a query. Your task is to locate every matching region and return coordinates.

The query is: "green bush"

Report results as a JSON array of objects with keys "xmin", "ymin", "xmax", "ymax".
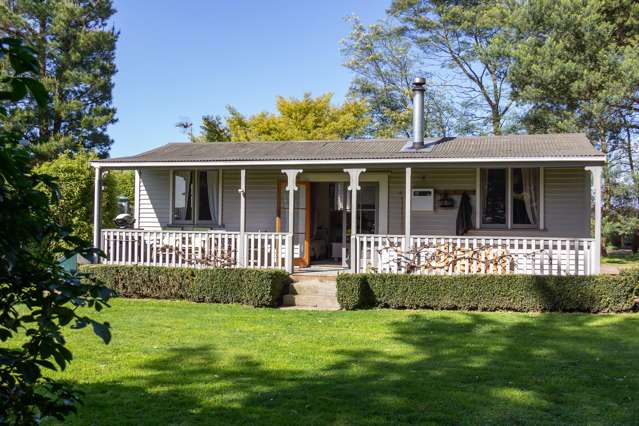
[
  {"xmin": 337, "ymin": 270, "xmax": 639, "ymax": 313},
  {"xmin": 82, "ymin": 265, "xmax": 289, "ymax": 307},
  {"xmin": 336, "ymin": 273, "xmax": 374, "ymax": 310}
]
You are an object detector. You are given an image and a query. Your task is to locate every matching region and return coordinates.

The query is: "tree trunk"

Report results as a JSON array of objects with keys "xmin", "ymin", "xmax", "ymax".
[{"xmin": 491, "ymin": 107, "xmax": 501, "ymax": 135}]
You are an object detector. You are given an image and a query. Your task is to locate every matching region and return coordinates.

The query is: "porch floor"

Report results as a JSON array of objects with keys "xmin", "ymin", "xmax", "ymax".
[{"xmin": 293, "ymin": 263, "xmax": 347, "ymax": 276}]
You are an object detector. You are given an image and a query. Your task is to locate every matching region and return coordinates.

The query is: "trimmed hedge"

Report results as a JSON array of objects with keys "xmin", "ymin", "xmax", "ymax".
[
  {"xmin": 336, "ymin": 273, "xmax": 374, "ymax": 310},
  {"xmin": 81, "ymin": 265, "xmax": 289, "ymax": 307},
  {"xmin": 337, "ymin": 269, "xmax": 639, "ymax": 312}
]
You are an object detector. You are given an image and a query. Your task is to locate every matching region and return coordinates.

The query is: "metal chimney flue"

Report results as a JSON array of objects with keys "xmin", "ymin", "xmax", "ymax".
[{"xmin": 412, "ymin": 77, "xmax": 426, "ymax": 150}]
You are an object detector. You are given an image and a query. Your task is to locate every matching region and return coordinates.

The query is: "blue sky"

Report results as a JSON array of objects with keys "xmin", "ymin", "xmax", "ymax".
[{"xmin": 108, "ymin": 0, "xmax": 389, "ymax": 157}]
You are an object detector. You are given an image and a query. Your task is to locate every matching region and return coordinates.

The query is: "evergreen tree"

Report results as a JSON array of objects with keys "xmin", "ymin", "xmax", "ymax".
[
  {"xmin": 199, "ymin": 114, "xmax": 230, "ymax": 142},
  {"xmin": 0, "ymin": 0, "xmax": 118, "ymax": 162},
  {"xmin": 509, "ymin": 0, "xmax": 639, "ymax": 209}
]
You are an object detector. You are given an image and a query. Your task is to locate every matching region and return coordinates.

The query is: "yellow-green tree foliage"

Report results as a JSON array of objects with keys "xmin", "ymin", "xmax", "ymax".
[{"xmin": 226, "ymin": 93, "xmax": 369, "ymax": 141}]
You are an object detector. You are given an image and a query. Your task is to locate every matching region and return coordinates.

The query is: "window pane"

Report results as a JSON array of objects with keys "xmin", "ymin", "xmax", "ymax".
[
  {"xmin": 512, "ymin": 168, "xmax": 539, "ymax": 225},
  {"xmin": 358, "ymin": 183, "xmax": 377, "ymax": 210},
  {"xmin": 197, "ymin": 170, "xmax": 218, "ymax": 223},
  {"xmin": 358, "ymin": 210, "xmax": 376, "ymax": 234},
  {"xmin": 173, "ymin": 171, "xmax": 193, "ymax": 222},
  {"xmin": 481, "ymin": 169, "xmax": 506, "ymax": 225}
]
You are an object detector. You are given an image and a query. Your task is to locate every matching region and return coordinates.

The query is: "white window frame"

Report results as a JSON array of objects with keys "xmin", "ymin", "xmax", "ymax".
[
  {"xmin": 169, "ymin": 169, "xmax": 220, "ymax": 227},
  {"xmin": 477, "ymin": 167, "xmax": 544, "ymax": 231}
]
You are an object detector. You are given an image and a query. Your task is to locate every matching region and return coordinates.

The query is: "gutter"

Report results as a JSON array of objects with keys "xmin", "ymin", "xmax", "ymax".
[{"xmin": 90, "ymin": 156, "xmax": 606, "ymax": 169}]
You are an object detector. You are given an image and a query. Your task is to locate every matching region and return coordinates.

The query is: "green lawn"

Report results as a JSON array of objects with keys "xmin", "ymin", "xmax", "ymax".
[
  {"xmin": 48, "ymin": 300, "xmax": 638, "ymax": 425},
  {"xmin": 602, "ymin": 250, "xmax": 639, "ymax": 269}
]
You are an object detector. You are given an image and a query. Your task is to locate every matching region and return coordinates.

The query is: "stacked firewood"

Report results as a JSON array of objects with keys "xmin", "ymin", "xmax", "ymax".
[
  {"xmin": 373, "ymin": 239, "xmax": 515, "ymax": 274},
  {"xmin": 159, "ymin": 244, "xmax": 236, "ymax": 268}
]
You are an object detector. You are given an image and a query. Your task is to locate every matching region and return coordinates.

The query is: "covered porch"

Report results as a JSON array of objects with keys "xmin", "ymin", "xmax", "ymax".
[{"xmin": 91, "ymin": 161, "xmax": 603, "ymax": 276}]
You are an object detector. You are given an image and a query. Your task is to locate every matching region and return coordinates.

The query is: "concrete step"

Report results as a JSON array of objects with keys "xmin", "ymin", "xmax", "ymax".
[
  {"xmin": 290, "ymin": 274, "xmax": 338, "ymax": 284},
  {"xmin": 289, "ymin": 281, "xmax": 337, "ymax": 296},
  {"xmin": 282, "ymin": 294, "xmax": 340, "ymax": 309}
]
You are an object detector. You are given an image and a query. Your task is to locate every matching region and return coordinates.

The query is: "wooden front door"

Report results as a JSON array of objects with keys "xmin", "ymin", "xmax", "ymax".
[{"xmin": 276, "ymin": 181, "xmax": 311, "ymax": 267}]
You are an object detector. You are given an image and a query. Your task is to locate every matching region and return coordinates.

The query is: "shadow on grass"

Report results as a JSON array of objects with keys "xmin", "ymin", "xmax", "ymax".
[{"xmin": 70, "ymin": 314, "xmax": 638, "ymax": 425}]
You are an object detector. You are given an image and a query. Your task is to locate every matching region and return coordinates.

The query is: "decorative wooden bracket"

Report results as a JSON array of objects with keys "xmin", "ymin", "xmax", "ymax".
[
  {"xmin": 344, "ymin": 168, "xmax": 366, "ymax": 191},
  {"xmin": 282, "ymin": 169, "xmax": 303, "ymax": 191}
]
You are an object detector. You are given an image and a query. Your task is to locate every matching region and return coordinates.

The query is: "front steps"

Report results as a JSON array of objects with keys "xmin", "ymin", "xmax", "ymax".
[{"xmin": 282, "ymin": 274, "xmax": 339, "ymax": 310}]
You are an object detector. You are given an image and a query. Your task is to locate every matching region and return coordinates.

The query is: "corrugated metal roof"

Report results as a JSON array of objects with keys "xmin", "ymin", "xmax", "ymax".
[{"xmin": 97, "ymin": 133, "xmax": 604, "ymax": 164}]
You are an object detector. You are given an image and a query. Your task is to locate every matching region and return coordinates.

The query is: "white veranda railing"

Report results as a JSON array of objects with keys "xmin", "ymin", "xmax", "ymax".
[
  {"xmin": 100, "ymin": 229, "xmax": 291, "ymax": 270},
  {"xmin": 353, "ymin": 234, "xmax": 596, "ymax": 276}
]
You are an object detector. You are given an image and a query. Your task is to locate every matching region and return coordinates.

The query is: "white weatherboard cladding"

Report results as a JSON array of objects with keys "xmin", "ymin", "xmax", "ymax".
[
  {"xmin": 543, "ymin": 167, "xmax": 590, "ymax": 237},
  {"xmin": 135, "ymin": 166, "xmax": 591, "ymax": 239},
  {"xmin": 388, "ymin": 168, "xmax": 476, "ymax": 235},
  {"xmin": 137, "ymin": 169, "xmax": 170, "ymax": 229},
  {"xmin": 222, "ymin": 169, "xmax": 279, "ymax": 232},
  {"xmin": 387, "ymin": 167, "xmax": 591, "ymax": 238}
]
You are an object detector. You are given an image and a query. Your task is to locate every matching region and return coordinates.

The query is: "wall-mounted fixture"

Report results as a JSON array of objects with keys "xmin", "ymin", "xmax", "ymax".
[
  {"xmin": 412, "ymin": 188, "xmax": 434, "ymax": 211},
  {"xmin": 438, "ymin": 192, "xmax": 455, "ymax": 209}
]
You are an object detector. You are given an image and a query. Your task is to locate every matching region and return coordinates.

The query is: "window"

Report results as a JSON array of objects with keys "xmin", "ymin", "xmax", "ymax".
[
  {"xmin": 172, "ymin": 170, "xmax": 219, "ymax": 225},
  {"xmin": 173, "ymin": 171, "xmax": 193, "ymax": 222},
  {"xmin": 330, "ymin": 183, "xmax": 378, "ymax": 234},
  {"xmin": 481, "ymin": 169, "xmax": 507, "ymax": 226},
  {"xmin": 355, "ymin": 183, "xmax": 378, "ymax": 234},
  {"xmin": 480, "ymin": 168, "xmax": 541, "ymax": 228},
  {"xmin": 511, "ymin": 168, "xmax": 539, "ymax": 226}
]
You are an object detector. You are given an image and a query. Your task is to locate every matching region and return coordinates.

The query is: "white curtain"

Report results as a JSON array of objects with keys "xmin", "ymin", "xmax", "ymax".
[
  {"xmin": 207, "ymin": 171, "xmax": 218, "ymax": 224},
  {"xmin": 175, "ymin": 171, "xmax": 192, "ymax": 221},
  {"xmin": 521, "ymin": 168, "xmax": 539, "ymax": 225}
]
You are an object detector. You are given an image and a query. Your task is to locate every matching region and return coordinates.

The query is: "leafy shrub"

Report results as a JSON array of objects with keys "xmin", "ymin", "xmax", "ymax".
[
  {"xmin": 82, "ymin": 265, "xmax": 289, "ymax": 307},
  {"xmin": 336, "ymin": 273, "xmax": 374, "ymax": 309},
  {"xmin": 337, "ymin": 270, "xmax": 639, "ymax": 312}
]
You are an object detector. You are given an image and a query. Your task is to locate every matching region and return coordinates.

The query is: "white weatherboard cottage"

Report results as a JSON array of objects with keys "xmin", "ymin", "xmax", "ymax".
[{"xmin": 92, "ymin": 79, "xmax": 605, "ymax": 275}]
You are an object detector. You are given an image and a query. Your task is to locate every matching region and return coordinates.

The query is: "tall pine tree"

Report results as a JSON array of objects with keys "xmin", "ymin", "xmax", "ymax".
[{"xmin": 0, "ymin": 0, "xmax": 118, "ymax": 161}]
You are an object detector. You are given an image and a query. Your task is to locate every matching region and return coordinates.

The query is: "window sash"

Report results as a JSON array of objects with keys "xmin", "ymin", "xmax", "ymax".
[
  {"xmin": 479, "ymin": 167, "xmax": 542, "ymax": 230},
  {"xmin": 172, "ymin": 171, "xmax": 193, "ymax": 224},
  {"xmin": 171, "ymin": 169, "xmax": 218, "ymax": 226}
]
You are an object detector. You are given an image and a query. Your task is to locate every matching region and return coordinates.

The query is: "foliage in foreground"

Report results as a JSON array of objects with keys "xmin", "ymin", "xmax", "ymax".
[
  {"xmin": 82, "ymin": 265, "xmax": 289, "ymax": 307},
  {"xmin": 336, "ymin": 270, "xmax": 639, "ymax": 312},
  {"xmin": 0, "ymin": 37, "xmax": 114, "ymax": 424}
]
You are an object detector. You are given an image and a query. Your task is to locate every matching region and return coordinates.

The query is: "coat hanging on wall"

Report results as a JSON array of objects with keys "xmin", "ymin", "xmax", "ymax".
[{"xmin": 456, "ymin": 192, "xmax": 473, "ymax": 236}]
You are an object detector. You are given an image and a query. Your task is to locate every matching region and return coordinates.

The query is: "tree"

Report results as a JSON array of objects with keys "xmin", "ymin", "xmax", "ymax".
[
  {"xmin": 0, "ymin": 37, "xmax": 113, "ymax": 424},
  {"xmin": 198, "ymin": 114, "xmax": 230, "ymax": 142},
  {"xmin": 109, "ymin": 169, "xmax": 135, "ymax": 209},
  {"xmin": 390, "ymin": 0, "xmax": 518, "ymax": 134},
  {"xmin": 226, "ymin": 92, "xmax": 369, "ymax": 141},
  {"xmin": 341, "ymin": 16, "xmax": 477, "ymax": 138},
  {"xmin": 509, "ymin": 0, "xmax": 639, "ymax": 209},
  {"xmin": 34, "ymin": 151, "xmax": 120, "ymax": 243},
  {"xmin": 0, "ymin": 0, "xmax": 118, "ymax": 162}
]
